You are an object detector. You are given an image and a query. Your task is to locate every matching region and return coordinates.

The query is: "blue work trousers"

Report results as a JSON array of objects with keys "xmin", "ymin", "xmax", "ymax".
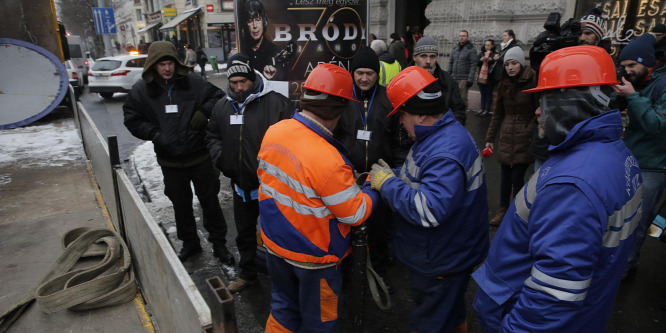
[{"xmin": 265, "ymin": 252, "xmax": 343, "ymax": 333}]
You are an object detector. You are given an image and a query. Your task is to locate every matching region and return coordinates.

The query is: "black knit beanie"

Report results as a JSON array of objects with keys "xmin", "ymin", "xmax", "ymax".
[
  {"xmin": 401, "ymin": 81, "xmax": 446, "ymax": 115},
  {"xmin": 227, "ymin": 53, "xmax": 256, "ymax": 81},
  {"xmin": 351, "ymin": 46, "xmax": 380, "ymax": 74}
]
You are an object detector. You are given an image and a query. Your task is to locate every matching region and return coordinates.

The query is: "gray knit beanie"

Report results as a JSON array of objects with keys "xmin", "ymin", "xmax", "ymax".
[
  {"xmin": 413, "ymin": 36, "xmax": 439, "ymax": 55},
  {"xmin": 504, "ymin": 46, "xmax": 525, "ymax": 67}
]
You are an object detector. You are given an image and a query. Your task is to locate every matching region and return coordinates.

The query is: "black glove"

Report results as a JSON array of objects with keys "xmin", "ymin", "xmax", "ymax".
[
  {"xmin": 189, "ymin": 110, "xmax": 208, "ymax": 130},
  {"xmin": 467, "ymin": 81, "xmax": 473, "ymax": 88}
]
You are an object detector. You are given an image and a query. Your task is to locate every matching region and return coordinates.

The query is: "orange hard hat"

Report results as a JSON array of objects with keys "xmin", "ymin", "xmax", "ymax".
[
  {"xmin": 386, "ymin": 66, "xmax": 437, "ymax": 117},
  {"xmin": 524, "ymin": 45, "xmax": 620, "ymax": 93},
  {"xmin": 302, "ymin": 63, "xmax": 357, "ymax": 101}
]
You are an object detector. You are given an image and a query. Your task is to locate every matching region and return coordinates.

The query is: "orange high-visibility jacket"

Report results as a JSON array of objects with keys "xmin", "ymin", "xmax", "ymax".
[{"xmin": 258, "ymin": 113, "xmax": 377, "ymax": 264}]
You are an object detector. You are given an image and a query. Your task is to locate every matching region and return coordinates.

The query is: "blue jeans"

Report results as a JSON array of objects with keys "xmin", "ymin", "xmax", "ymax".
[
  {"xmin": 479, "ymin": 82, "xmax": 495, "ymax": 111},
  {"xmin": 626, "ymin": 171, "xmax": 666, "ymax": 271}
]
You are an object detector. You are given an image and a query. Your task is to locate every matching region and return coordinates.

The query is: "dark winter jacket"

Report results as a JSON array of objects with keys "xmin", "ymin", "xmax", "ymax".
[
  {"xmin": 206, "ymin": 72, "xmax": 295, "ymax": 192},
  {"xmin": 388, "ymin": 39, "xmax": 407, "ymax": 68},
  {"xmin": 485, "ymin": 66, "xmax": 538, "ymax": 166},
  {"xmin": 432, "ymin": 62, "xmax": 468, "ymax": 126},
  {"xmin": 493, "ymin": 40, "xmax": 519, "ymax": 81},
  {"xmin": 123, "ymin": 42, "xmax": 225, "ymax": 167},
  {"xmin": 334, "ymin": 83, "xmax": 400, "ymax": 172},
  {"xmin": 448, "ymin": 41, "xmax": 477, "ymax": 82}
]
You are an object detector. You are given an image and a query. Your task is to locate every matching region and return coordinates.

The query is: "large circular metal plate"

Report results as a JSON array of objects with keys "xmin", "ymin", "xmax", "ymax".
[{"xmin": 0, "ymin": 38, "xmax": 68, "ymax": 129}]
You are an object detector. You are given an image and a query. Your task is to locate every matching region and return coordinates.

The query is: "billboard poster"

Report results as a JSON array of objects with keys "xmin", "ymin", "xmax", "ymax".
[{"xmin": 234, "ymin": 0, "xmax": 368, "ymax": 99}]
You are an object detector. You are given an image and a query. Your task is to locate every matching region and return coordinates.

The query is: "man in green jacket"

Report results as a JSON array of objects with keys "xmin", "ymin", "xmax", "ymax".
[{"xmin": 612, "ymin": 33, "xmax": 666, "ymax": 277}]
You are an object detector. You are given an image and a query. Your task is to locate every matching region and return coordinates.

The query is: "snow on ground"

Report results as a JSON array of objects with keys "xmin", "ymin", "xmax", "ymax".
[{"xmin": 0, "ymin": 118, "xmax": 85, "ymax": 168}]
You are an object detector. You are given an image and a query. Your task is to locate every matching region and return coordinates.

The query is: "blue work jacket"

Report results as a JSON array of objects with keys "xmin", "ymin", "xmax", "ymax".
[
  {"xmin": 472, "ymin": 110, "xmax": 643, "ymax": 332},
  {"xmin": 380, "ymin": 111, "xmax": 489, "ymax": 277}
]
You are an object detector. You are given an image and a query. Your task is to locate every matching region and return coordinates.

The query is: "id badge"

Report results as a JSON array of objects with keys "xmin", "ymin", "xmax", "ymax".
[
  {"xmin": 357, "ymin": 130, "xmax": 372, "ymax": 141},
  {"xmin": 165, "ymin": 104, "xmax": 178, "ymax": 113},
  {"xmin": 230, "ymin": 114, "xmax": 244, "ymax": 125}
]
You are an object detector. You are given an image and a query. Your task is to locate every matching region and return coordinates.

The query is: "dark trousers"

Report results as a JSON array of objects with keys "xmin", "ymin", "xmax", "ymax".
[
  {"xmin": 478, "ymin": 82, "xmax": 495, "ymax": 111},
  {"xmin": 410, "ymin": 270, "xmax": 470, "ymax": 332},
  {"xmin": 161, "ymin": 159, "xmax": 228, "ymax": 248},
  {"xmin": 232, "ymin": 190, "xmax": 259, "ymax": 280},
  {"xmin": 500, "ymin": 163, "xmax": 530, "ymax": 207},
  {"xmin": 266, "ymin": 252, "xmax": 342, "ymax": 332},
  {"xmin": 367, "ymin": 200, "xmax": 392, "ymax": 276}
]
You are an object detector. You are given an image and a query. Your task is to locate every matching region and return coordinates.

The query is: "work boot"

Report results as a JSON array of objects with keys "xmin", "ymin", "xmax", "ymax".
[
  {"xmin": 227, "ymin": 277, "xmax": 258, "ymax": 293},
  {"xmin": 213, "ymin": 245, "xmax": 235, "ymax": 265},
  {"xmin": 178, "ymin": 244, "xmax": 203, "ymax": 262},
  {"xmin": 489, "ymin": 206, "xmax": 508, "ymax": 226}
]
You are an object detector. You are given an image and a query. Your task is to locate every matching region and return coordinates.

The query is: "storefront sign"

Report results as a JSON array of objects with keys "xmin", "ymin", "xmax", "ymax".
[
  {"xmin": 207, "ymin": 4, "xmax": 215, "ymax": 12},
  {"xmin": 145, "ymin": 11, "xmax": 162, "ymax": 24},
  {"xmin": 163, "ymin": 8, "xmax": 177, "ymax": 18},
  {"xmin": 235, "ymin": 0, "xmax": 368, "ymax": 99}
]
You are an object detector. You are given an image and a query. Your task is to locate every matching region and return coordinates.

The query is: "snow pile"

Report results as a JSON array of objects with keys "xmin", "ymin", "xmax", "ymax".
[{"xmin": 0, "ymin": 119, "xmax": 85, "ymax": 168}]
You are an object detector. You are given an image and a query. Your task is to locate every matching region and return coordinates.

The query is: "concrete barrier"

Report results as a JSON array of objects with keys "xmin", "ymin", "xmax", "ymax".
[{"xmin": 73, "ymin": 102, "xmax": 212, "ymax": 332}]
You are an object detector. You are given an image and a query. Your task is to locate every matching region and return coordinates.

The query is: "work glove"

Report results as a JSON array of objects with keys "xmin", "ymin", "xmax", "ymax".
[
  {"xmin": 466, "ymin": 81, "xmax": 473, "ymax": 88},
  {"xmin": 370, "ymin": 159, "xmax": 395, "ymax": 191},
  {"xmin": 189, "ymin": 110, "xmax": 208, "ymax": 130}
]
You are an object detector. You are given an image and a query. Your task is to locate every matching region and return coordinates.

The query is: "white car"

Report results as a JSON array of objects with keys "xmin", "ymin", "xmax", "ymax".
[
  {"xmin": 65, "ymin": 60, "xmax": 85, "ymax": 98},
  {"xmin": 88, "ymin": 54, "xmax": 147, "ymax": 99}
]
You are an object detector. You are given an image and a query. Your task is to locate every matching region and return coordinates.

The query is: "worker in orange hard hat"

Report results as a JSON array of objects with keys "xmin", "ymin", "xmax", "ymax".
[
  {"xmin": 473, "ymin": 45, "xmax": 643, "ymax": 332},
  {"xmin": 371, "ymin": 65, "xmax": 489, "ymax": 333},
  {"xmin": 258, "ymin": 63, "xmax": 377, "ymax": 333}
]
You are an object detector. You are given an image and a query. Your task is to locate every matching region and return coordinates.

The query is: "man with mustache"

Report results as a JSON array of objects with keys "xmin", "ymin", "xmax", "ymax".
[{"xmin": 411, "ymin": 36, "xmax": 467, "ymax": 125}]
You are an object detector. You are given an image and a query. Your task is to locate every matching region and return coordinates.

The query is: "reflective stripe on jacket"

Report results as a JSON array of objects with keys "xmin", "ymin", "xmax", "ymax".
[
  {"xmin": 258, "ymin": 113, "xmax": 377, "ymax": 264},
  {"xmin": 380, "ymin": 111, "xmax": 489, "ymax": 276},
  {"xmin": 472, "ymin": 110, "xmax": 642, "ymax": 332}
]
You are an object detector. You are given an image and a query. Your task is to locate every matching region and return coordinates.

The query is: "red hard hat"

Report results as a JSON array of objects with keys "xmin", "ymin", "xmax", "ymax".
[
  {"xmin": 386, "ymin": 66, "xmax": 437, "ymax": 117},
  {"xmin": 302, "ymin": 63, "xmax": 357, "ymax": 101},
  {"xmin": 524, "ymin": 45, "xmax": 620, "ymax": 93}
]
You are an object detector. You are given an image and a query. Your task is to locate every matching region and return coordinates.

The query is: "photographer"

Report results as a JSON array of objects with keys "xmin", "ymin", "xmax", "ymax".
[{"xmin": 528, "ymin": 9, "xmax": 609, "ymax": 170}]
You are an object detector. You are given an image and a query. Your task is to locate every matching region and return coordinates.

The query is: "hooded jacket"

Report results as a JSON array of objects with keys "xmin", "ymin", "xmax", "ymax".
[
  {"xmin": 485, "ymin": 65, "xmax": 538, "ymax": 166},
  {"xmin": 123, "ymin": 41, "xmax": 225, "ymax": 167},
  {"xmin": 473, "ymin": 110, "xmax": 642, "ymax": 333},
  {"xmin": 380, "ymin": 111, "xmax": 489, "ymax": 277},
  {"xmin": 206, "ymin": 71, "xmax": 295, "ymax": 193}
]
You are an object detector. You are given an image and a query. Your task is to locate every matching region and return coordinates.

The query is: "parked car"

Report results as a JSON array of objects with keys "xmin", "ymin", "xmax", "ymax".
[
  {"xmin": 65, "ymin": 59, "xmax": 84, "ymax": 98},
  {"xmin": 88, "ymin": 54, "xmax": 147, "ymax": 99},
  {"xmin": 67, "ymin": 35, "xmax": 89, "ymax": 83}
]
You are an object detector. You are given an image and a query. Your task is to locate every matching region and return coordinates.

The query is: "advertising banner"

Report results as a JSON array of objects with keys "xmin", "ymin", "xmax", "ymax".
[
  {"xmin": 235, "ymin": 0, "xmax": 368, "ymax": 99},
  {"xmin": 578, "ymin": 0, "xmax": 666, "ymax": 56}
]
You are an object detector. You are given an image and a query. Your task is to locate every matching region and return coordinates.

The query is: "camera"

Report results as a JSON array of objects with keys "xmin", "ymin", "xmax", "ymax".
[
  {"xmin": 529, "ymin": 12, "xmax": 582, "ymax": 72},
  {"xmin": 616, "ymin": 66, "xmax": 627, "ymax": 82}
]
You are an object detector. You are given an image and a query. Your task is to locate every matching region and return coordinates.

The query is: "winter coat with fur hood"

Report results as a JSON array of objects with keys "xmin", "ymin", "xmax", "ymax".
[{"xmin": 485, "ymin": 65, "xmax": 538, "ymax": 166}]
